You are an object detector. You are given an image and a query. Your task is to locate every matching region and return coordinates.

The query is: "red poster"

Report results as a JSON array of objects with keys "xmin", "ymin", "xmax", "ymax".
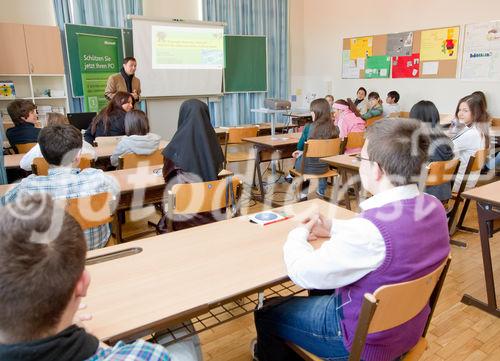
[{"xmin": 391, "ymin": 53, "xmax": 420, "ymax": 78}]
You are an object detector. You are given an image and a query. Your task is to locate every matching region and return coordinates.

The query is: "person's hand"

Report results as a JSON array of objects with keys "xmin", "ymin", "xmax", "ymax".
[
  {"xmin": 292, "ymin": 150, "xmax": 302, "ymax": 159},
  {"xmin": 308, "ymin": 213, "xmax": 332, "ymax": 241},
  {"xmin": 74, "ymin": 302, "xmax": 92, "ymax": 331},
  {"xmin": 131, "ymin": 90, "xmax": 139, "ymax": 100}
]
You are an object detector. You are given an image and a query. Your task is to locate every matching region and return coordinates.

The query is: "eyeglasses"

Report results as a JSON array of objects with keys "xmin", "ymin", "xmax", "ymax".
[{"xmin": 355, "ymin": 155, "xmax": 371, "ymax": 162}]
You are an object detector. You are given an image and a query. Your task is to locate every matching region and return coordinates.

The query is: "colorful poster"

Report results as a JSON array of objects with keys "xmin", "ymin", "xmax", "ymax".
[
  {"xmin": 391, "ymin": 53, "xmax": 420, "ymax": 78},
  {"xmin": 420, "ymin": 27, "xmax": 459, "ymax": 61},
  {"xmin": 350, "ymin": 37, "xmax": 373, "ymax": 60},
  {"xmin": 461, "ymin": 21, "xmax": 500, "ymax": 81},
  {"xmin": 77, "ymin": 33, "xmax": 120, "ymax": 112},
  {"xmin": 387, "ymin": 32, "xmax": 414, "ymax": 57},
  {"xmin": 342, "ymin": 50, "xmax": 360, "ymax": 79},
  {"xmin": 365, "ymin": 56, "xmax": 391, "ymax": 78}
]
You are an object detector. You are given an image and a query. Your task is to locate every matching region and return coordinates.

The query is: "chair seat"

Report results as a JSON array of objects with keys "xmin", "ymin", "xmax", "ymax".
[
  {"xmin": 403, "ymin": 338, "xmax": 428, "ymax": 360},
  {"xmin": 289, "ymin": 168, "xmax": 338, "ymax": 180},
  {"xmin": 226, "ymin": 151, "xmax": 255, "ymax": 162},
  {"xmin": 218, "ymin": 169, "xmax": 234, "ymax": 178}
]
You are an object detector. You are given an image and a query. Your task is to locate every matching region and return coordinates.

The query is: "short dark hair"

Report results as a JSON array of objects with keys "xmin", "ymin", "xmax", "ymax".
[
  {"xmin": 366, "ymin": 118, "xmax": 430, "ymax": 186},
  {"xmin": 368, "ymin": 92, "xmax": 380, "ymax": 100},
  {"xmin": 7, "ymin": 100, "xmax": 36, "ymax": 126},
  {"xmin": 357, "ymin": 87, "xmax": 367, "ymax": 96},
  {"xmin": 39, "ymin": 124, "xmax": 83, "ymax": 166},
  {"xmin": 409, "ymin": 100, "xmax": 440, "ymax": 128},
  {"xmin": 123, "ymin": 56, "xmax": 136, "ymax": 64},
  {"xmin": 387, "ymin": 91, "xmax": 400, "ymax": 103},
  {"xmin": 0, "ymin": 194, "xmax": 86, "ymax": 342},
  {"xmin": 125, "ymin": 109, "xmax": 150, "ymax": 136}
]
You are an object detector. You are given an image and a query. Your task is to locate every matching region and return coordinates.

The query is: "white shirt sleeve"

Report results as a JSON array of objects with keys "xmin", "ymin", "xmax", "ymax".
[
  {"xmin": 19, "ymin": 144, "xmax": 42, "ymax": 171},
  {"xmin": 284, "ymin": 217, "xmax": 386, "ymax": 290}
]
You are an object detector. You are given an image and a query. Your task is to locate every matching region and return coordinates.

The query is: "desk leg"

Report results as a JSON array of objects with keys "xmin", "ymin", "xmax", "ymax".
[
  {"xmin": 341, "ymin": 169, "xmax": 351, "ymax": 211},
  {"xmin": 461, "ymin": 202, "xmax": 500, "ymax": 317},
  {"xmin": 254, "ymin": 151, "xmax": 265, "ymax": 203}
]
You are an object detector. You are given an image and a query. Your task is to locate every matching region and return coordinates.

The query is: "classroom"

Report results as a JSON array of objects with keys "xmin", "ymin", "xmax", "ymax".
[{"xmin": 0, "ymin": 0, "xmax": 499, "ymax": 360}]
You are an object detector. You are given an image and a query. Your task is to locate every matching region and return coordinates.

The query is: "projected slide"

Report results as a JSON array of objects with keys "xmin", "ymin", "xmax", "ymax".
[{"xmin": 152, "ymin": 25, "xmax": 224, "ymax": 69}]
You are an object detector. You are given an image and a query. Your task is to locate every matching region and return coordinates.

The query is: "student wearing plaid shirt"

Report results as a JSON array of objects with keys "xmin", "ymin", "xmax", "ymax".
[
  {"xmin": 0, "ymin": 194, "xmax": 176, "ymax": 361},
  {"xmin": 1, "ymin": 124, "xmax": 120, "ymax": 250}
]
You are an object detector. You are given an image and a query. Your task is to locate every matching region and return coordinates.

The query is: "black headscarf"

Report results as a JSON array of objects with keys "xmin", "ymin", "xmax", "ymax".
[{"xmin": 162, "ymin": 99, "xmax": 224, "ymax": 181}]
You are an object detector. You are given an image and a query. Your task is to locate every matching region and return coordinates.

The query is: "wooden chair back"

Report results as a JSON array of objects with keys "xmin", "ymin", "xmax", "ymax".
[
  {"xmin": 62, "ymin": 192, "xmax": 114, "ymax": 230},
  {"xmin": 226, "ymin": 126, "xmax": 259, "ymax": 144},
  {"xmin": 388, "ymin": 112, "xmax": 400, "ymax": 117},
  {"xmin": 348, "ymin": 256, "xmax": 451, "ymax": 361},
  {"xmin": 304, "ymin": 138, "xmax": 342, "ymax": 158},
  {"xmin": 468, "ymin": 148, "xmax": 489, "ymax": 172},
  {"xmin": 93, "ymin": 136, "xmax": 124, "ymax": 147},
  {"xmin": 365, "ymin": 115, "xmax": 383, "ymax": 127},
  {"xmin": 491, "ymin": 117, "xmax": 500, "ymax": 127},
  {"xmin": 425, "ymin": 159, "xmax": 460, "ymax": 187},
  {"xmin": 32, "ymin": 155, "xmax": 94, "ymax": 175},
  {"xmin": 399, "ymin": 112, "xmax": 410, "ymax": 118},
  {"xmin": 118, "ymin": 149, "xmax": 163, "ymax": 169},
  {"xmin": 345, "ymin": 131, "xmax": 365, "ymax": 151},
  {"xmin": 14, "ymin": 142, "xmax": 37, "ymax": 154}
]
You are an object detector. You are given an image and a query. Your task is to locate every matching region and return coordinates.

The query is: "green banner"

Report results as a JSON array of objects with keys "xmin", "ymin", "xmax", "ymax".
[
  {"xmin": 77, "ymin": 33, "xmax": 119, "ymax": 112},
  {"xmin": 365, "ymin": 55, "xmax": 391, "ymax": 78}
]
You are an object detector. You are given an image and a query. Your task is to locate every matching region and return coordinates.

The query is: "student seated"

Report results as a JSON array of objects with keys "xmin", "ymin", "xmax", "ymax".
[
  {"xmin": 0, "ymin": 194, "xmax": 173, "ymax": 361},
  {"xmin": 286, "ymin": 98, "xmax": 340, "ymax": 198},
  {"xmin": 253, "ymin": 119, "xmax": 450, "ymax": 361},
  {"xmin": 451, "ymin": 95, "xmax": 489, "ymax": 191},
  {"xmin": 382, "ymin": 90, "xmax": 401, "ymax": 116},
  {"xmin": 410, "ymin": 100, "xmax": 454, "ymax": 201},
  {"xmin": 1, "ymin": 124, "xmax": 119, "ymax": 250},
  {"xmin": 353, "ymin": 87, "xmax": 368, "ymax": 114},
  {"xmin": 20, "ymin": 112, "xmax": 97, "ymax": 171},
  {"xmin": 6, "ymin": 99, "xmax": 40, "ymax": 150},
  {"xmin": 157, "ymin": 99, "xmax": 225, "ymax": 232},
  {"xmin": 325, "ymin": 94, "xmax": 334, "ymax": 108},
  {"xmin": 110, "ymin": 110, "xmax": 161, "ymax": 167},
  {"xmin": 333, "ymin": 99, "xmax": 365, "ymax": 154},
  {"xmin": 84, "ymin": 91, "xmax": 133, "ymax": 144},
  {"xmin": 361, "ymin": 92, "xmax": 383, "ymax": 120}
]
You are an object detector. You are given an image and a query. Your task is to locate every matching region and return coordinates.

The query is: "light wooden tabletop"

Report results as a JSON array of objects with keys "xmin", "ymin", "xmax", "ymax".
[
  {"xmin": 321, "ymin": 154, "xmax": 361, "ymax": 171},
  {"xmin": 84, "ymin": 199, "xmax": 356, "ymax": 342},
  {"xmin": 214, "ymin": 123, "xmax": 291, "ymax": 135},
  {"xmin": 243, "ymin": 132, "xmax": 301, "ymax": 148},
  {"xmin": 461, "ymin": 180, "xmax": 500, "ymax": 206}
]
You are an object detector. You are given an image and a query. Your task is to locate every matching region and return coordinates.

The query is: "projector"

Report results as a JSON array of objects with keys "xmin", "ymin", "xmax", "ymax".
[{"xmin": 264, "ymin": 99, "xmax": 291, "ymax": 110}]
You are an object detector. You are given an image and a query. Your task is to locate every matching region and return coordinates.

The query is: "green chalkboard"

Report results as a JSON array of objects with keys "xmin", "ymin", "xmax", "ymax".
[
  {"xmin": 224, "ymin": 35, "xmax": 267, "ymax": 93},
  {"xmin": 65, "ymin": 24, "xmax": 132, "ymax": 97}
]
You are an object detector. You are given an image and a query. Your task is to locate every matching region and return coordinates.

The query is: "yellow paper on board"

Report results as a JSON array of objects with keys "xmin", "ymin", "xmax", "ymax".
[
  {"xmin": 420, "ymin": 27, "xmax": 459, "ymax": 61},
  {"xmin": 350, "ymin": 37, "xmax": 373, "ymax": 60}
]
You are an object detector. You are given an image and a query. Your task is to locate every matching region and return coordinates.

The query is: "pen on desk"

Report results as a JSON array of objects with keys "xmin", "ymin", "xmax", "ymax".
[{"xmin": 264, "ymin": 215, "xmax": 294, "ymax": 226}]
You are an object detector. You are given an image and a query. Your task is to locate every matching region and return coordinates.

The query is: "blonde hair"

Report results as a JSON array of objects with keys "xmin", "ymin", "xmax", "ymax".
[{"xmin": 47, "ymin": 112, "xmax": 69, "ymax": 126}]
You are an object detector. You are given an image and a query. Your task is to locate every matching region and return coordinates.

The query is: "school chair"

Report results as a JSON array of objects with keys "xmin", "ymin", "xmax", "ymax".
[
  {"xmin": 365, "ymin": 115, "xmax": 384, "ymax": 127},
  {"xmin": 288, "ymin": 255, "xmax": 452, "ymax": 361},
  {"xmin": 166, "ymin": 176, "xmax": 243, "ymax": 232},
  {"xmin": 221, "ymin": 126, "xmax": 259, "ymax": 168},
  {"xmin": 388, "ymin": 112, "xmax": 401, "ymax": 117},
  {"xmin": 118, "ymin": 149, "xmax": 164, "ymax": 169},
  {"xmin": 451, "ymin": 149, "xmax": 490, "ymax": 238},
  {"xmin": 93, "ymin": 136, "xmax": 124, "ymax": 147},
  {"xmin": 491, "ymin": 117, "xmax": 500, "ymax": 127},
  {"xmin": 62, "ymin": 193, "xmax": 114, "ymax": 247},
  {"xmin": 341, "ymin": 131, "xmax": 365, "ymax": 154},
  {"xmin": 31, "ymin": 155, "xmax": 95, "ymax": 175},
  {"xmin": 289, "ymin": 138, "xmax": 342, "ymax": 201},
  {"xmin": 399, "ymin": 112, "xmax": 410, "ymax": 118},
  {"xmin": 13, "ymin": 142, "xmax": 37, "ymax": 154}
]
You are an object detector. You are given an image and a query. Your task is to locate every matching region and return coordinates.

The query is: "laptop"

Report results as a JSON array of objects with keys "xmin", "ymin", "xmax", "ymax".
[{"xmin": 67, "ymin": 112, "xmax": 96, "ymax": 130}]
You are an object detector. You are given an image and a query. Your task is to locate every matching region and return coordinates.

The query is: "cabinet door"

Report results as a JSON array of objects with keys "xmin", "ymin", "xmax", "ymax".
[
  {"xmin": 0, "ymin": 23, "xmax": 29, "ymax": 74},
  {"xmin": 24, "ymin": 25, "xmax": 65, "ymax": 74}
]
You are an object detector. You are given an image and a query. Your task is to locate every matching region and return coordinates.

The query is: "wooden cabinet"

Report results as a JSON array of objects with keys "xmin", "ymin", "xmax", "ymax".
[
  {"xmin": 0, "ymin": 23, "xmax": 29, "ymax": 74},
  {"xmin": 24, "ymin": 25, "xmax": 65, "ymax": 74}
]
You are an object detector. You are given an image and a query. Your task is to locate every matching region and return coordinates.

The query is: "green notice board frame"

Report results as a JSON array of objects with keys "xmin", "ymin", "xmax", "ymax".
[
  {"xmin": 224, "ymin": 35, "xmax": 267, "ymax": 93},
  {"xmin": 65, "ymin": 24, "xmax": 133, "ymax": 97}
]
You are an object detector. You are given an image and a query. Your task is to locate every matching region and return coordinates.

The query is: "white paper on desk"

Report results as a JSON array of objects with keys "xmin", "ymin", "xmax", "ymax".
[{"xmin": 422, "ymin": 61, "xmax": 439, "ymax": 75}]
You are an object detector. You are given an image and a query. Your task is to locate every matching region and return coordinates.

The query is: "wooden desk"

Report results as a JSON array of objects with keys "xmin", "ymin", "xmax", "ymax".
[
  {"xmin": 321, "ymin": 154, "xmax": 361, "ymax": 210},
  {"xmin": 3, "ymin": 140, "xmax": 168, "ymax": 170},
  {"xmin": 243, "ymin": 133, "xmax": 301, "ymax": 202},
  {"xmin": 461, "ymin": 181, "xmax": 500, "ymax": 317},
  {"xmin": 84, "ymin": 199, "xmax": 356, "ymax": 344}
]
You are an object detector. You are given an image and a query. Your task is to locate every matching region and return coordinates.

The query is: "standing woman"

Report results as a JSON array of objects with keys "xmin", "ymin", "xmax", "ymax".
[
  {"xmin": 159, "ymin": 99, "xmax": 225, "ymax": 232},
  {"xmin": 452, "ymin": 95, "xmax": 490, "ymax": 191},
  {"xmin": 333, "ymin": 99, "xmax": 365, "ymax": 154},
  {"xmin": 353, "ymin": 87, "xmax": 368, "ymax": 114},
  {"xmin": 84, "ymin": 91, "xmax": 133, "ymax": 144}
]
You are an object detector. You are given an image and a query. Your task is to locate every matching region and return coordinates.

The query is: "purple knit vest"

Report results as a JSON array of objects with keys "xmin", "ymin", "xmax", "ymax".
[{"xmin": 338, "ymin": 194, "xmax": 450, "ymax": 361}]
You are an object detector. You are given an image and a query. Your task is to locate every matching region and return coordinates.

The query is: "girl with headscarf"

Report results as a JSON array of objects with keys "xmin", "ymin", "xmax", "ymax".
[{"xmin": 157, "ymin": 99, "xmax": 225, "ymax": 232}]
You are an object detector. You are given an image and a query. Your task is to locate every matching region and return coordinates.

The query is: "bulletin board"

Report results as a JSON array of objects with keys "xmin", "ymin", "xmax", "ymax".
[{"xmin": 342, "ymin": 26, "xmax": 460, "ymax": 79}]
